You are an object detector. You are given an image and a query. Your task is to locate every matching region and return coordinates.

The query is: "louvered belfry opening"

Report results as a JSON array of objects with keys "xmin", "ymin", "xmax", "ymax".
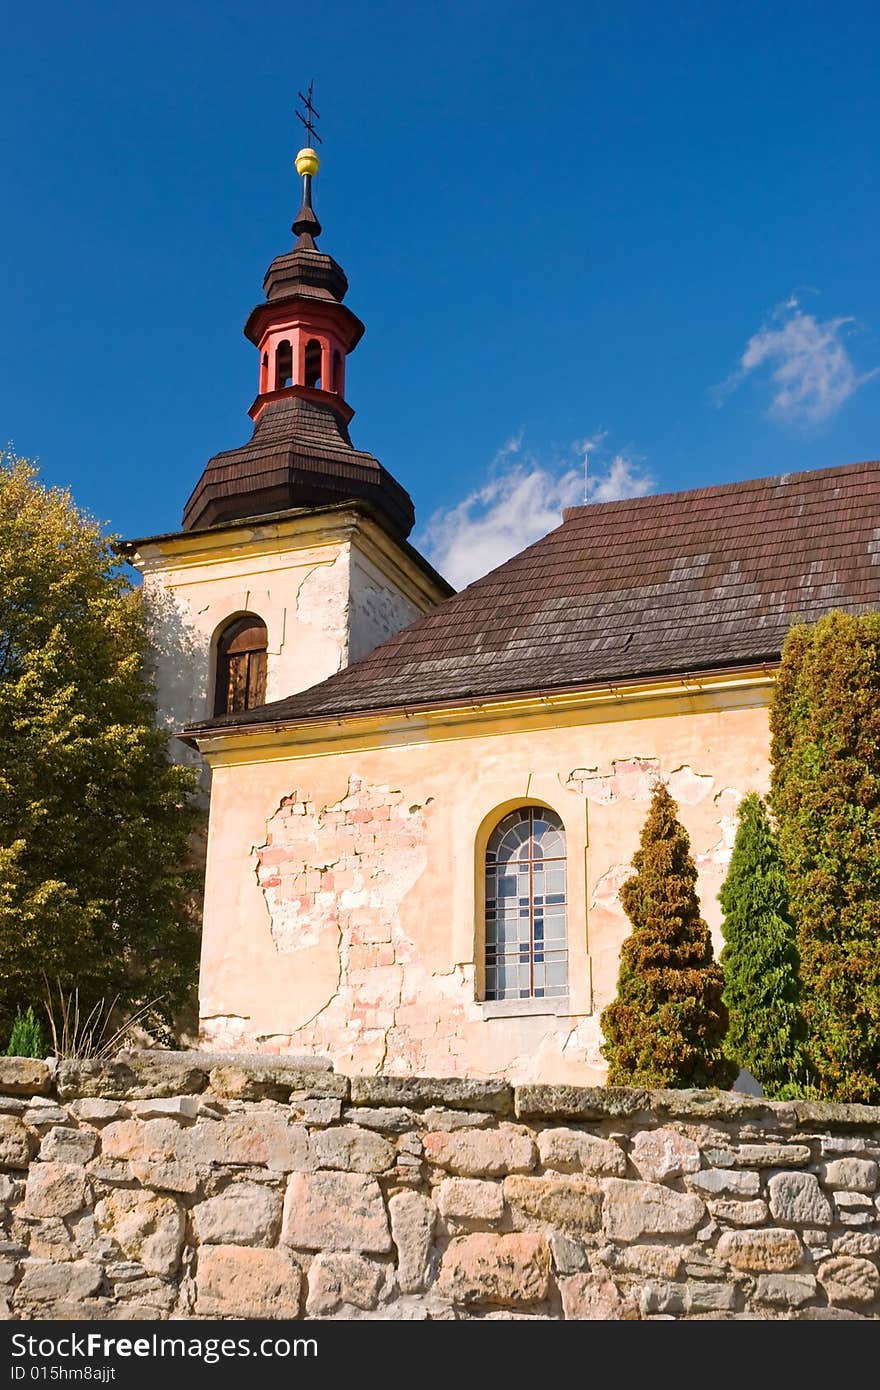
[{"xmin": 214, "ymin": 615, "xmax": 268, "ymax": 717}]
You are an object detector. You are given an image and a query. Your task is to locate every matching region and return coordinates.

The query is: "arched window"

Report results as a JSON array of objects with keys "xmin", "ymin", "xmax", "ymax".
[
  {"xmin": 275, "ymin": 340, "xmax": 293, "ymax": 390},
  {"xmin": 304, "ymin": 338, "xmax": 322, "ymax": 389},
  {"xmin": 484, "ymin": 806, "xmax": 568, "ymax": 1001},
  {"xmin": 332, "ymin": 349, "xmax": 343, "ymax": 393},
  {"xmin": 213, "ymin": 615, "xmax": 268, "ymax": 716}
]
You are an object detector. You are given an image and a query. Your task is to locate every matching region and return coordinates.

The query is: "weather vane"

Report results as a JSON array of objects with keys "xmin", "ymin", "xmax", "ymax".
[{"xmin": 296, "ymin": 81, "xmax": 322, "ymax": 146}]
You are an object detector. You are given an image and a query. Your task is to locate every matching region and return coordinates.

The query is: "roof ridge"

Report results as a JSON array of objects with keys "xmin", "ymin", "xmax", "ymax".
[{"xmin": 561, "ymin": 459, "xmax": 880, "ymax": 521}]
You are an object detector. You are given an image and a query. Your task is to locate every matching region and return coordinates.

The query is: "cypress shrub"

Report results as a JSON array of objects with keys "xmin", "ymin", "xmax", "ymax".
[
  {"xmin": 770, "ymin": 611, "xmax": 880, "ymax": 1102},
  {"xmin": 719, "ymin": 793, "xmax": 807, "ymax": 1096},
  {"xmin": 5, "ymin": 1005, "xmax": 46, "ymax": 1059},
  {"xmin": 601, "ymin": 782, "xmax": 735, "ymax": 1088}
]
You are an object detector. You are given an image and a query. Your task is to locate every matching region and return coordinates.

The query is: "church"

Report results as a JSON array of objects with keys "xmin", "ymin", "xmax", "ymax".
[{"xmin": 122, "ymin": 141, "xmax": 880, "ymax": 1086}]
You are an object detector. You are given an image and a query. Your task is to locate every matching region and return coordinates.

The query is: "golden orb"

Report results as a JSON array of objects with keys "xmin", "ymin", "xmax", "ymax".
[{"xmin": 295, "ymin": 147, "xmax": 320, "ymax": 178}]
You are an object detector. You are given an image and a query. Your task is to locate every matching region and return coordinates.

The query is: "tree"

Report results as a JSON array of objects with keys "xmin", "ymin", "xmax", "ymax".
[
  {"xmin": 770, "ymin": 611, "xmax": 880, "ymax": 1102},
  {"xmin": 601, "ymin": 782, "xmax": 735, "ymax": 1088},
  {"xmin": 5, "ymin": 1006, "xmax": 46, "ymax": 1059},
  {"xmin": 0, "ymin": 451, "xmax": 200, "ymax": 1040},
  {"xmin": 719, "ymin": 794, "xmax": 807, "ymax": 1096}
]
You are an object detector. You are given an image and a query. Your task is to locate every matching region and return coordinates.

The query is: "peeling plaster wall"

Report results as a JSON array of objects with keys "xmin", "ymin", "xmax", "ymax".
[
  {"xmin": 198, "ymin": 698, "xmax": 772, "ymax": 1084},
  {"xmin": 348, "ymin": 553, "xmax": 424, "ymax": 664}
]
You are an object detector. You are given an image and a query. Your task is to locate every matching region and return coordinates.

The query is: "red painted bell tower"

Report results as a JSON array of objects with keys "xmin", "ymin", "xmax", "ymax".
[
  {"xmin": 245, "ymin": 146, "xmax": 359, "ymax": 420},
  {"xmin": 181, "ymin": 138, "xmax": 414, "ymax": 538}
]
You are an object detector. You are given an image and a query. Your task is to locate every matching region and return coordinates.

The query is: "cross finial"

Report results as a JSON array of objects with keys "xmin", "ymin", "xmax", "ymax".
[{"xmin": 296, "ymin": 81, "xmax": 322, "ymax": 147}]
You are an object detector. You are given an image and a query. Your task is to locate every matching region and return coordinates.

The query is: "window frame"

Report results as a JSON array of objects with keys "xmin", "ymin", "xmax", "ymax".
[{"xmin": 483, "ymin": 804, "xmax": 569, "ymax": 1003}]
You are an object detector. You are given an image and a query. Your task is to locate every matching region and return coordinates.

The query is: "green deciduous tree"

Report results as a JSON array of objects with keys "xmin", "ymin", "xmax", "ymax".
[
  {"xmin": 0, "ymin": 451, "xmax": 200, "ymax": 1041},
  {"xmin": 601, "ymin": 781, "xmax": 735, "ymax": 1088},
  {"xmin": 770, "ymin": 611, "xmax": 880, "ymax": 1102},
  {"xmin": 719, "ymin": 793, "xmax": 807, "ymax": 1097}
]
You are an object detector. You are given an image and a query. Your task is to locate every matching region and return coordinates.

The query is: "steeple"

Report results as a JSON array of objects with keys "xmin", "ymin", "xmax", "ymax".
[{"xmin": 181, "ymin": 109, "xmax": 415, "ymax": 539}]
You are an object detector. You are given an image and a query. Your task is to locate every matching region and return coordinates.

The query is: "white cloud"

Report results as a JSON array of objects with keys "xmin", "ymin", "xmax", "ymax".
[
  {"xmin": 419, "ymin": 435, "xmax": 653, "ymax": 589},
  {"xmin": 720, "ymin": 296, "xmax": 879, "ymax": 425}
]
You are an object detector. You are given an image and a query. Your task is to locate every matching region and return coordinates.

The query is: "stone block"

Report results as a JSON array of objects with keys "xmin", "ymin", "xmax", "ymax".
[
  {"xmin": 732, "ymin": 1144, "xmax": 811, "ymax": 1168},
  {"xmin": 768, "ymin": 1172, "xmax": 833, "ymax": 1226},
  {"xmin": 56, "ymin": 1056, "xmax": 208, "ymax": 1101},
  {"xmin": 350, "ymin": 1075, "xmax": 513, "ymax": 1115},
  {"xmin": 602, "ymin": 1179, "xmax": 704, "ymax": 1241},
  {"xmin": 438, "ymin": 1233, "xmax": 551, "ymax": 1306},
  {"xmin": 504, "ymin": 1176, "xmax": 603, "ymax": 1233},
  {"xmin": 706, "ymin": 1198, "xmax": 768, "ymax": 1226},
  {"xmin": 306, "ymin": 1252, "xmax": 387, "ymax": 1315},
  {"xmin": 601, "ymin": 1244, "xmax": 683, "ymax": 1278},
  {"xmin": 0, "ymin": 1059, "xmax": 51, "ymax": 1097},
  {"xmin": 833, "ymin": 1232, "xmax": 880, "ymax": 1257},
  {"xmin": 388, "ymin": 1191, "xmax": 436, "ymax": 1293},
  {"xmin": 753, "ymin": 1273, "xmax": 817, "ymax": 1307},
  {"xmin": 817, "ymin": 1255, "xmax": 880, "ymax": 1306},
  {"xmin": 196, "ymin": 1245, "xmax": 302, "ymax": 1319},
  {"xmin": 423, "ymin": 1125, "xmax": 536, "ymax": 1176},
  {"xmin": 548, "ymin": 1233, "xmax": 588, "ymax": 1274},
  {"xmin": 131, "ymin": 1097, "xmax": 201, "ymax": 1121},
  {"xmin": 39, "ymin": 1127, "xmax": 97, "ymax": 1164},
  {"xmin": 69, "ymin": 1100, "xmax": 129, "ymax": 1124},
  {"xmin": 630, "ymin": 1127, "xmax": 701, "ymax": 1182},
  {"xmin": 310, "ymin": 1125, "xmax": 395, "ymax": 1173},
  {"xmin": 0, "ymin": 1116, "xmax": 34, "ymax": 1170},
  {"xmin": 208, "ymin": 1065, "xmax": 347, "ymax": 1103},
  {"xmin": 94, "ymin": 1190, "xmax": 184, "ymax": 1276},
  {"xmin": 15, "ymin": 1260, "xmax": 102, "ymax": 1306},
  {"xmin": 560, "ymin": 1274, "xmax": 639, "ymax": 1319},
  {"xmin": 716, "ymin": 1228, "xmax": 804, "ymax": 1271},
  {"xmin": 515, "ymin": 1085, "xmax": 649, "ymax": 1121},
  {"xmin": 436, "ymin": 1177, "xmax": 504, "ymax": 1223},
  {"xmin": 537, "ymin": 1128, "xmax": 626, "ymax": 1176},
  {"xmin": 193, "ymin": 1183, "xmax": 282, "ymax": 1246},
  {"xmin": 282, "ymin": 1171, "xmax": 391, "ymax": 1253},
  {"xmin": 822, "ymin": 1158, "xmax": 878, "ymax": 1192},
  {"xmin": 341, "ymin": 1106, "xmax": 413, "ymax": 1133},
  {"xmin": 686, "ymin": 1168, "xmax": 760, "ymax": 1196},
  {"xmin": 24, "ymin": 1163, "xmax": 88, "ymax": 1219}
]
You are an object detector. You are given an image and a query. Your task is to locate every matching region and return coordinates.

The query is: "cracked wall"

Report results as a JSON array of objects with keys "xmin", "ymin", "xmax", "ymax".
[{"xmin": 198, "ymin": 694, "xmax": 772, "ymax": 1084}]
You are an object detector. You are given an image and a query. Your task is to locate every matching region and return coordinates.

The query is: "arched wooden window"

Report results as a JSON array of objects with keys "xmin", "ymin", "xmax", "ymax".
[
  {"xmin": 213, "ymin": 615, "xmax": 268, "ymax": 716},
  {"xmin": 484, "ymin": 806, "xmax": 568, "ymax": 1001},
  {"xmin": 304, "ymin": 338, "xmax": 322, "ymax": 389},
  {"xmin": 275, "ymin": 340, "xmax": 293, "ymax": 390}
]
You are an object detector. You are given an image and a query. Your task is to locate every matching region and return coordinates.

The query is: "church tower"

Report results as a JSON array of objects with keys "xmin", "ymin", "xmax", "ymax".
[{"xmin": 123, "ymin": 133, "xmax": 451, "ymax": 776}]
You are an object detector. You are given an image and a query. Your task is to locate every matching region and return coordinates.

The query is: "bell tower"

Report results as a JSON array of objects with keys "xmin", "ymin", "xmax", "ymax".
[{"xmin": 123, "ymin": 118, "xmax": 451, "ymax": 781}]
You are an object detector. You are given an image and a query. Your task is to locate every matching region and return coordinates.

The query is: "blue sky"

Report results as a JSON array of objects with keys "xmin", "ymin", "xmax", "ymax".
[{"xmin": 2, "ymin": 1, "xmax": 879, "ymax": 585}]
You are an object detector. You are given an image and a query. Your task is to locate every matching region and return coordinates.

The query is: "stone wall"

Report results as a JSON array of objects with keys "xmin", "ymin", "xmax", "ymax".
[{"xmin": 0, "ymin": 1053, "xmax": 878, "ymax": 1320}]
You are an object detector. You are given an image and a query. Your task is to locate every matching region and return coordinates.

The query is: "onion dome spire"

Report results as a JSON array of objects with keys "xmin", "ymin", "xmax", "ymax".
[
  {"xmin": 293, "ymin": 146, "xmax": 322, "ymax": 247},
  {"xmin": 292, "ymin": 82, "xmax": 323, "ymax": 247}
]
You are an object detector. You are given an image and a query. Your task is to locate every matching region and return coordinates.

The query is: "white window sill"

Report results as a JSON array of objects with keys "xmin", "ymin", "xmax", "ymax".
[{"xmin": 477, "ymin": 996, "xmax": 572, "ymax": 1020}]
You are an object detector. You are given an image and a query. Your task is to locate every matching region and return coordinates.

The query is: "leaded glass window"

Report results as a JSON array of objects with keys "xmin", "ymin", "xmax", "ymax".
[{"xmin": 484, "ymin": 806, "xmax": 568, "ymax": 1001}]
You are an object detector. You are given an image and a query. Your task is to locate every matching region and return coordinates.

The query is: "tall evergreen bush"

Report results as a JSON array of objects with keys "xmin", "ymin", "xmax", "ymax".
[
  {"xmin": 719, "ymin": 793, "xmax": 806, "ymax": 1096},
  {"xmin": 770, "ymin": 611, "xmax": 880, "ymax": 1102},
  {"xmin": 601, "ymin": 782, "xmax": 735, "ymax": 1088}
]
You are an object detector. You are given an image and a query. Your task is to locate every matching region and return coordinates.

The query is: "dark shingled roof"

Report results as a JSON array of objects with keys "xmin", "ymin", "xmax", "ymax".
[
  {"xmin": 181, "ymin": 395, "xmax": 415, "ymax": 538},
  {"xmin": 186, "ymin": 459, "xmax": 880, "ymax": 738}
]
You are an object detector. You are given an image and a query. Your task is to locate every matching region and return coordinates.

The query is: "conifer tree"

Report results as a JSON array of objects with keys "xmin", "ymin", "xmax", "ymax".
[
  {"xmin": 601, "ymin": 782, "xmax": 735, "ymax": 1088},
  {"xmin": 0, "ymin": 452, "xmax": 201, "ymax": 1040},
  {"xmin": 719, "ymin": 793, "xmax": 807, "ymax": 1096},
  {"xmin": 770, "ymin": 611, "xmax": 880, "ymax": 1102}
]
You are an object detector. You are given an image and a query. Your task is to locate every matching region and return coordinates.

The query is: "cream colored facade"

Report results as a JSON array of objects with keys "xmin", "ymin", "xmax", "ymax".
[
  {"xmin": 191, "ymin": 669, "xmax": 775, "ymax": 1085},
  {"xmin": 127, "ymin": 507, "xmax": 447, "ymax": 791}
]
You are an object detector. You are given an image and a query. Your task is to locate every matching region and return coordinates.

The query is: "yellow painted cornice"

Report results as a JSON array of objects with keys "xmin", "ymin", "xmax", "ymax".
[
  {"xmin": 127, "ymin": 509, "xmax": 364, "ymax": 575},
  {"xmin": 190, "ymin": 665, "xmax": 777, "ymax": 769}
]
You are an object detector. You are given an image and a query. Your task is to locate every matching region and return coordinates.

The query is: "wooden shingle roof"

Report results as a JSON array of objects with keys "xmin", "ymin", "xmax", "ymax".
[{"xmin": 186, "ymin": 459, "xmax": 880, "ymax": 737}]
